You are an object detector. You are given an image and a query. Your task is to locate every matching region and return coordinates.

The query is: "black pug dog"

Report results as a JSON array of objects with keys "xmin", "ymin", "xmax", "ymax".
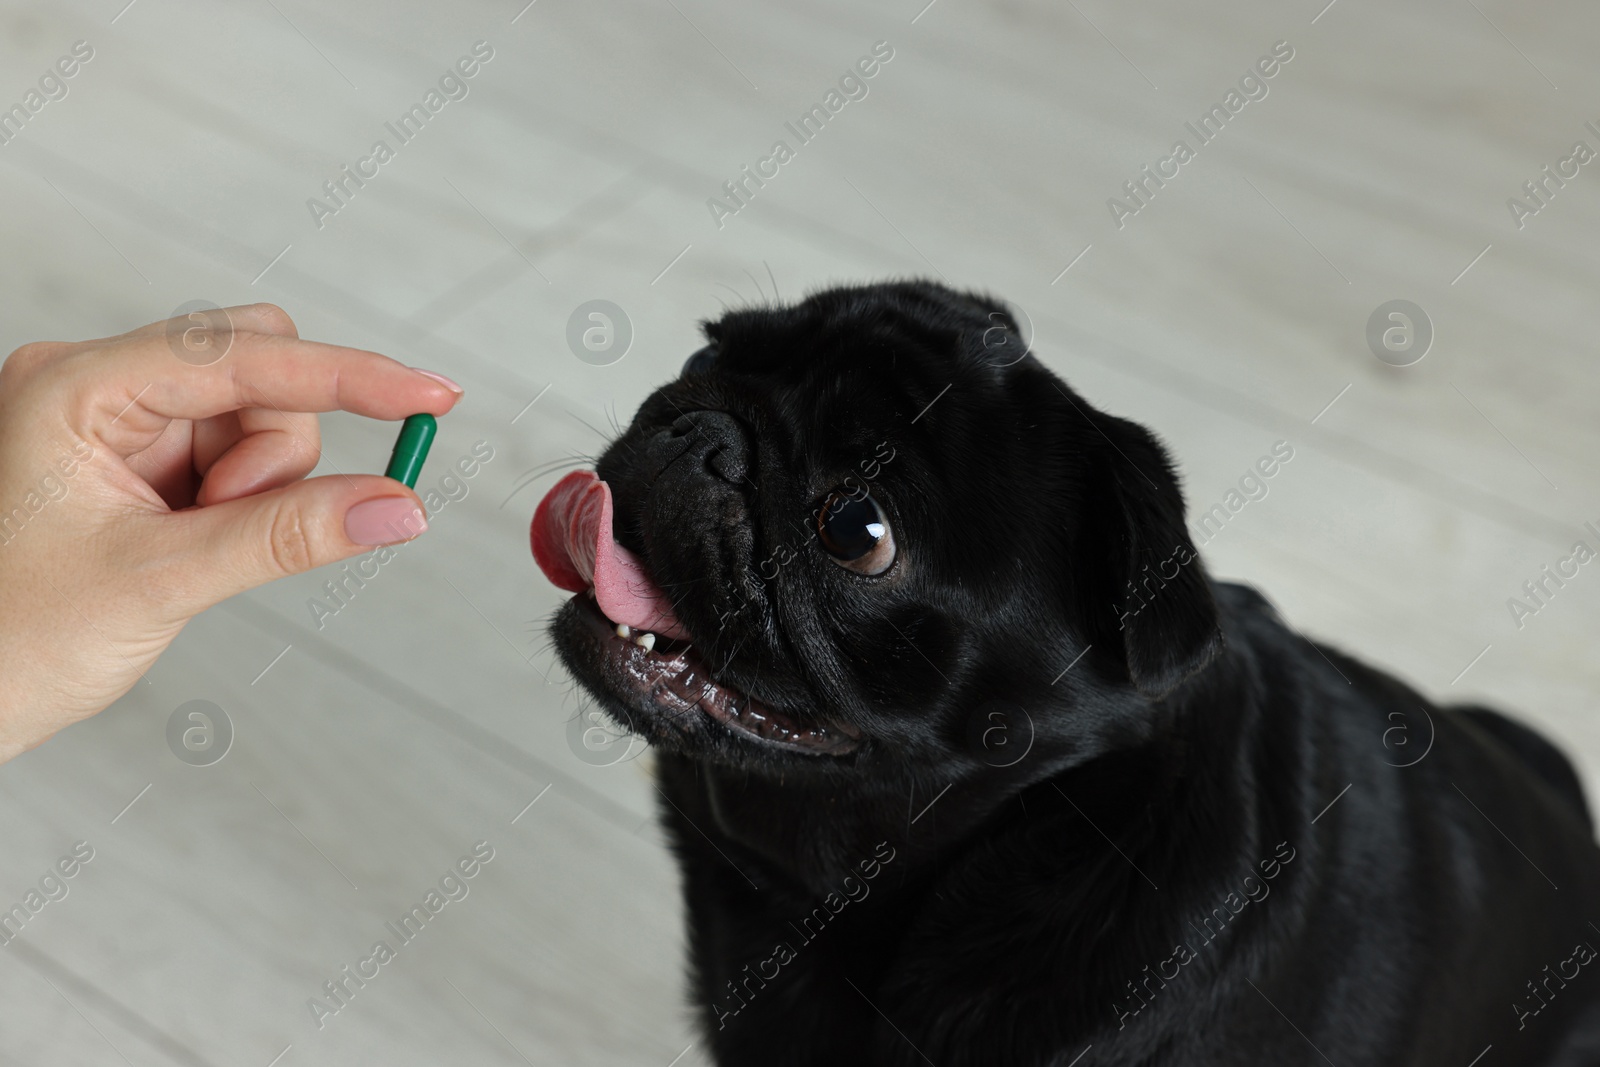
[{"xmin": 533, "ymin": 281, "xmax": 1600, "ymax": 1066}]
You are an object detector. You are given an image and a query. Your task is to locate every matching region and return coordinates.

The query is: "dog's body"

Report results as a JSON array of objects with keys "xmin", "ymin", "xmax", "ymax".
[{"xmin": 538, "ymin": 282, "xmax": 1600, "ymax": 1065}]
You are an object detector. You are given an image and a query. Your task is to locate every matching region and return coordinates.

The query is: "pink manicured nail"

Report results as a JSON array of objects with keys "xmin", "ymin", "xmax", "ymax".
[
  {"xmin": 411, "ymin": 368, "xmax": 463, "ymax": 393},
  {"xmin": 345, "ymin": 497, "xmax": 429, "ymax": 546}
]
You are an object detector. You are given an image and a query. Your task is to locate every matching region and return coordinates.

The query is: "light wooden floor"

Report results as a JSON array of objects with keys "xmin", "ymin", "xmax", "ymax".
[{"xmin": 0, "ymin": 0, "xmax": 1596, "ymax": 1062}]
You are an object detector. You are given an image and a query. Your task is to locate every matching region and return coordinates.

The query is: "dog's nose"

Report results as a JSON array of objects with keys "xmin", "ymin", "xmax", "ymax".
[{"xmin": 656, "ymin": 410, "xmax": 749, "ymax": 486}]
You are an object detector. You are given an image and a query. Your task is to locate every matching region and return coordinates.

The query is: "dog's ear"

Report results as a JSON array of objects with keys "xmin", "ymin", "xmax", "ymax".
[{"xmin": 1068, "ymin": 403, "xmax": 1223, "ymax": 699}]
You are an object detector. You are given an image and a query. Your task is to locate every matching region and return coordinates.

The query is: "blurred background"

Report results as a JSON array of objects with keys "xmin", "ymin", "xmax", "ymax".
[{"xmin": 1, "ymin": 0, "xmax": 1596, "ymax": 1063}]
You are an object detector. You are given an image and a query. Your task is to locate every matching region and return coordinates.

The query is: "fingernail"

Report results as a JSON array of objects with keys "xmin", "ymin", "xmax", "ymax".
[
  {"xmin": 411, "ymin": 368, "xmax": 463, "ymax": 393},
  {"xmin": 345, "ymin": 497, "xmax": 429, "ymax": 546}
]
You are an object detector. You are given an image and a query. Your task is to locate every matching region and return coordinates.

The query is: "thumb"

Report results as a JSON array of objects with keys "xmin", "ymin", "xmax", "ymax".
[{"xmin": 160, "ymin": 474, "xmax": 429, "ymax": 612}]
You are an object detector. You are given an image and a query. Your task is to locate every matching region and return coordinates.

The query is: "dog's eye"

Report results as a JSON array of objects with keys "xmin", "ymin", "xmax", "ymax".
[
  {"xmin": 681, "ymin": 345, "xmax": 718, "ymax": 376},
  {"xmin": 815, "ymin": 490, "xmax": 895, "ymax": 575}
]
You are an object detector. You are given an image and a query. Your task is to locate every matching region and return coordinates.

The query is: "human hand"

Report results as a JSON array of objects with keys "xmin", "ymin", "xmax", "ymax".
[{"xmin": 0, "ymin": 304, "xmax": 462, "ymax": 762}]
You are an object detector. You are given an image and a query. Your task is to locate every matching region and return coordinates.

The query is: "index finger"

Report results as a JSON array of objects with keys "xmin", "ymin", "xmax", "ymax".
[
  {"xmin": 68, "ymin": 328, "xmax": 462, "ymax": 437},
  {"xmin": 101, "ymin": 302, "xmax": 302, "ymax": 345}
]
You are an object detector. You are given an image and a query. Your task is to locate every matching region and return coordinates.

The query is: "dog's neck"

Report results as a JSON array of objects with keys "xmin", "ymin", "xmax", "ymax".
[
  {"xmin": 686, "ymin": 739, "xmax": 1182, "ymax": 902},
  {"xmin": 696, "ymin": 763, "xmax": 1025, "ymax": 894},
  {"xmin": 676, "ymin": 653, "xmax": 1262, "ymax": 904}
]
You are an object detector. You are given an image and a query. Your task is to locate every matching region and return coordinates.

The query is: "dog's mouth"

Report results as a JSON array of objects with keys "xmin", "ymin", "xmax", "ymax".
[
  {"xmin": 568, "ymin": 592, "xmax": 860, "ymax": 755},
  {"xmin": 532, "ymin": 471, "xmax": 862, "ymax": 757}
]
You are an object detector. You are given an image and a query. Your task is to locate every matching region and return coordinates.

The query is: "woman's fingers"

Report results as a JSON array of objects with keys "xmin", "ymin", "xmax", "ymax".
[
  {"xmin": 214, "ymin": 302, "xmax": 300, "ymax": 338},
  {"xmin": 149, "ymin": 473, "xmax": 430, "ymax": 616},
  {"xmin": 0, "ymin": 305, "xmax": 462, "ymax": 756},
  {"xmin": 122, "ymin": 405, "xmax": 322, "ymax": 510},
  {"xmin": 3, "ymin": 303, "xmax": 454, "ymax": 505},
  {"xmin": 107, "ymin": 302, "xmax": 301, "ymax": 343},
  {"xmin": 123, "ymin": 417, "xmax": 201, "ymax": 509},
  {"xmin": 194, "ymin": 407, "xmax": 322, "ymax": 507},
  {"xmin": 191, "ymin": 410, "xmax": 244, "ymax": 477},
  {"xmin": 43, "ymin": 320, "xmax": 460, "ymax": 458}
]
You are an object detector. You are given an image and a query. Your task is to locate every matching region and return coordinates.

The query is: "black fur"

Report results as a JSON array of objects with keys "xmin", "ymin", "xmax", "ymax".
[{"xmin": 547, "ymin": 281, "xmax": 1600, "ymax": 1065}]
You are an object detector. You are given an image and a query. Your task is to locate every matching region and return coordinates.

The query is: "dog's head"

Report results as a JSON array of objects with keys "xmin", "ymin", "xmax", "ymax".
[{"xmin": 537, "ymin": 281, "xmax": 1222, "ymax": 781}]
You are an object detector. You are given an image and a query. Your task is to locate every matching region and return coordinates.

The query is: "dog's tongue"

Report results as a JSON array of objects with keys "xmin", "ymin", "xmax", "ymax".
[{"xmin": 530, "ymin": 470, "xmax": 691, "ymax": 640}]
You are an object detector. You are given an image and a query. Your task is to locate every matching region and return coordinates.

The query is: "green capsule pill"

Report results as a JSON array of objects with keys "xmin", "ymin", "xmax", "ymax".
[{"xmin": 384, "ymin": 413, "xmax": 437, "ymax": 488}]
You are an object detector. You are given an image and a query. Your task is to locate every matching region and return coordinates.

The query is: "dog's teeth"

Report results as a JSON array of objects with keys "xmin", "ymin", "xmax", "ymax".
[
  {"xmin": 615, "ymin": 623, "xmax": 631, "ymax": 639},
  {"xmin": 634, "ymin": 632, "xmax": 656, "ymax": 652}
]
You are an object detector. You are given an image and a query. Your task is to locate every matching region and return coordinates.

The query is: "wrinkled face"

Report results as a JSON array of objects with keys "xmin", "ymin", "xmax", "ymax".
[{"xmin": 540, "ymin": 282, "xmax": 1221, "ymax": 779}]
